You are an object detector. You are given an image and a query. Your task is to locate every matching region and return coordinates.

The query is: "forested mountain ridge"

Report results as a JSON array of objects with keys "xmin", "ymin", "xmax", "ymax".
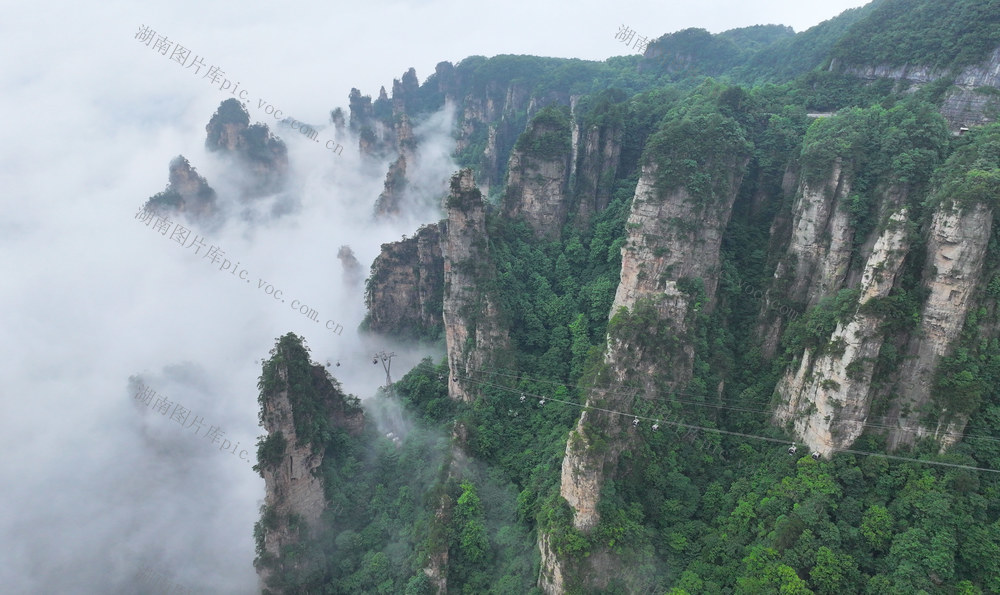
[{"xmin": 253, "ymin": 1, "xmax": 1000, "ymax": 592}]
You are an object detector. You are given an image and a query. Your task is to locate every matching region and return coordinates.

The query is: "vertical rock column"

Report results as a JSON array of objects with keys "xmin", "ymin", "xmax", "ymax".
[
  {"xmin": 442, "ymin": 169, "xmax": 509, "ymax": 401},
  {"xmin": 774, "ymin": 206, "xmax": 910, "ymax": 455},
  {"xmin": 558, "ymin": 154, "xmax": 747, "ymax": 532},
  {"xmin": 888, "ymin": 201, "xmax": 993, "ymax": 449},
  {"xmin": 503, "ymin": 106, "xmax": 574, "ymax": 241},
  {"xmin": 365, "ymin": 225, "xmax": 445, "ymax": 339},
  {"xmin": 255, "ymin": 335, "xmax": 364, "ymax": 587},
  {"xmin": 541, "ymin": 138, "xmax": 749, "ymax": 592}
]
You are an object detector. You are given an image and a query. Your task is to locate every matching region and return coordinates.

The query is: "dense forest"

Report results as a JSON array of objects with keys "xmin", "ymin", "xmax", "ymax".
[{"xmin": 252, "ymin": 1, "xmax": 1000, "ymax": 593}]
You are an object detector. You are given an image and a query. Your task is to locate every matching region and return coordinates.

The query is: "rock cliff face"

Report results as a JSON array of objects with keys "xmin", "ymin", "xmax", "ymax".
[
  {"xmin": 774, "ymin": 205, "xmax": 910, "ymax": 455},
  {"xmin": 337, "ymin": 245, "xmax": 363, "ymax": 288},
  {"xmin": 442, "ymin": 169, "xmax": 509, "ymax": 401},
  {"xmin": 841, "ymin": 46, "xmax": 1000, "ymax": 130},
  {"xmin": 146, "ymin": 100, "xmax": 289, "ymax": 225},
  {"xmin": 255, "ymin": 334, "xmax": 364, "ymax": 588},
  {"xmin": 502, "ymin": 98, "xmax": 623, "ymax": 237},
  {"xmin": 615, "ymin": 158, "xmax": 748, "ymax": 315},
  {"xmin": 765, "ymin": 116, "xmax": 1000, "ymax": 456},
  {"xmin": 374, "ymin": 113, "xmax": 416, "ymax": 218},
  {"xmin": 365, "ymin": 224, "xmax": 445, "ymax": 339},
  {"xmin": 566, "ymin": 157, "xmax": 747, "ymax": 520},
  {"xmin": 537, "ymin": 533, "xmax": 566, "ymax": 594},
  {"xmin": 205, "ymin": 98, "xmax": 288, "ymax": 196},
  {"xmin": 374, "ymin": 153, "xmax": 409, "ymax": 217},
  {"xmin": 571, "ymin": 110, "xmax": 623, "ymax": 225},
  {"xmin": 503, "ymin": 109, "xmax": 573, "ymax": 240},
  {"xmin": 352, "ymin": 60, "xmax": 586, "ymax": 209},
  {"xmin": 757, "ymin": 159, "xmax": 855, "ymax": 358},
  {"xmin": 887, "ymin": 200, "xmax": 993, "ymax": 449},
  {"xmin": 456, "ymin": 86, "xmax": 570, "ymax": 193},
  {"xmin": 144, "ymin": 155, "xmax": 218, "ymax": 221},
  {"xmin": 771, "ymin": 159, "xmax": 855, "ymax": 308},
  {"xmin": 542, "ymin": 146, "xmax": 749, "ymax": 592}
]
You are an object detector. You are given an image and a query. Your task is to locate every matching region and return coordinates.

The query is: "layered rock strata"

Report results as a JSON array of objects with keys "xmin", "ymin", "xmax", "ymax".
[
  {"xmin": 774, "ymin": 207, "xmax": 910, "ymax": 455},
  {"xmin": 365, "ymin": 225, "xmax": 445, "ymax": 339},
  {"xmin": 888, "ymin": 201, "xmax": 993, "ymax": 449},
  {"xmin": 442, "ymin": 169, "xmax": 509, "ymax": 401},
  {"xmin": 542, "ymin": 147, "xmax": 749, "ymax": 592}
]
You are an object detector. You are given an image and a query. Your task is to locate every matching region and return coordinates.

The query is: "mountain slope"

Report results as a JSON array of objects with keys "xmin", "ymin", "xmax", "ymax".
[{"xmin": 244, "ymin": 2, "xmax": 1000, "ymax": 592}]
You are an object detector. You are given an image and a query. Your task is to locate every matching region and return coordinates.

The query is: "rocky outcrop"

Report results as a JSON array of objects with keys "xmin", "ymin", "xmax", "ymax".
[
  {"xmin": 841, "ymin": 46, "xmax": 1000, "ymax": 130},
  {"xmin": 442, "ymin": 169, "xmax": 509, "ymax": 401},
  {"xmin": 365, "ymin": 224, "xmax": 445, "ymax": 340},
  {"xmin": 559, "ymin": 157, "xmax": 747, "ymax": 527},
  {"xmin": 537, "ymin": 533, "xmax": 566, "ymax": 595},
  {"xmin": 455, "ymin": 82, "xmax": 571, "ymax": 192},
  {"xmin": 392, "ymin": 68, "xmax": 421, "ymax": 114},
  {"xmin": 757, "ymin": 159, "xmax": 855, "ymax": 357},
  {"xmin": 614, "ymin": 157, "xmax": 747, "ymax": 315},
  {"xmin": 571, "ymin": 96, "xmax": 624, "ymax": 226},
  {"xmin": 348, "ymin": 88, "xmax": 376, "ymax": 132},
  {"xmin": 374, "ymin": 154, "xmax": 409, "ymax": 217},
  {"xmin": 352, "ymin": 59, "xmax": 578, "ymax": 198},
  {"xmin": 205, "ymin": 98, "xmax": 288, "ymax": 196},
  {"xmin": 373, "ymin": 113, "xmax": 417, "ymax": 218},
  {"xmin": 770, "ymin": 158, "xmax": 855, "ymax": 308},
  {"xmin": 887, "ymin": 200, "xmax": 993, "ymax": 449},
  {"xmin": 454, "ymin": 83, "xmax": 538, "ymax": 194},
  {"xmin": 945, "ymin": 48, "xmax": 1000, "ymax": 128},
  {"xmin": 542, "ymin": 137, "xmax": 750, "ymax": 591},
  {"xmin": 774, "ymin": 206, "xmax": 910, "ymax": 455},
  {"xmin": 337, "ymin": 245, "xmax": 363, "ymax": 287},
  {"xmin": 144, "ymin": 155, "xmax": 218, "ymax": 221},
  {"xmin": 503, "ymin": 107, "xmax": 573, "ymax": 240},
  {"xmin": 557, "ymin": 392, "xmax": 626, "ymax": 533},
  {"xmin": 349, "ymin": 88, "xmax": 394, "ymax": 157},
  {"xmin": 255, "ymin": 334, "xmax": 364, "ymax": 588}
]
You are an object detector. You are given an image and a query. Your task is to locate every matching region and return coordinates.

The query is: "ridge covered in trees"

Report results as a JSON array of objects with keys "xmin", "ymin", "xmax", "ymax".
[{"xmin": 256, "ymin": 2, "xmax": 1000, "ymax": 592}]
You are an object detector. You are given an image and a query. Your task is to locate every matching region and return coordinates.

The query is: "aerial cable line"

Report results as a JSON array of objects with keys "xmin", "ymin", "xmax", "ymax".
[
  {"xmin": 467, "ymin": 375, "xmax": 1000, "ymax": 475},
  {"xmin": 478, "ymin": 367, "xmax": 776, "ymax": 408},
  {"xmin": 462, "ymin": 366, "xmax": 1000, "ymax": 446},
  {"xmin": 477, "ymin": 367, "xmax": 777, "ymax": 416},
  {"xmin": 452, "ymin": 373, "xmax": 1000, "ymax": 475}
]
